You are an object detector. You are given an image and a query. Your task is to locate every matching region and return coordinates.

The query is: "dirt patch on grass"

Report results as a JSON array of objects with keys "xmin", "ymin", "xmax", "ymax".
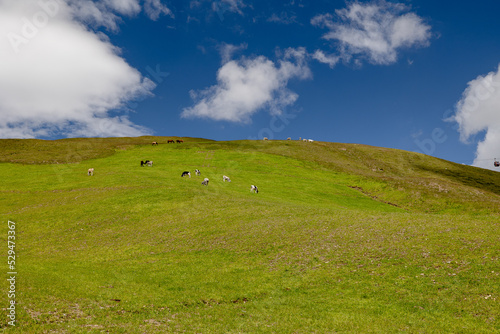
[{"xmin": 348, "ymin": 185, "xmax": 401, "ymax": 208}]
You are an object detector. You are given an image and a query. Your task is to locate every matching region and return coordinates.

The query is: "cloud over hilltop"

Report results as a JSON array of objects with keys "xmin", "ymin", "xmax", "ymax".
[{"xmin": 452, "ymin": 65, "xmax": 500, "ymax": 170}]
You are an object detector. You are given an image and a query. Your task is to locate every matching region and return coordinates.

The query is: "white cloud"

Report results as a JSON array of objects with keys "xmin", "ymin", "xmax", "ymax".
[
  {"xmin": 218, "ymin": 42, "xmax": 248, "ymax": 64},
  {"xmin": 312, "ymin": 50, "xmax": 339, "ymax": 68},
  {"xmin": 452, "ymin": 65, "xmax": 500, "ymax": 170},
  {"xmin": 104, "ymin": 0, "xmax": 141, "ymax": 16},
  {"xmin": 65, "ymin": 0, "xmax": 172, "ymax": 31},
  {"xmin": 144, "ymin": 0, "xmax": 173, "ymax": 20},
  {"xmin": 212, "ymin": 0, "xmax": 246, "ymax": 18},
  {"xmin": 66, "ymin": 0, "xmax": 121, "ymax": 32},
  {"xmin": 181, "ymin": 48, "xmax": 311, "ymax": 123},
  {"xmin": 0, "ymin": 0, "xmax": 159, "ymax": 138},
  {"xmin": 311, "ymin": 1, "xmax": 431, "ymax": 65}
]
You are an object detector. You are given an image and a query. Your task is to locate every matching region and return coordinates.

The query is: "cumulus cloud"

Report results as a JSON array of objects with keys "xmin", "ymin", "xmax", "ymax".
[
  {"xmin": 181, "ymin": 48, "xmax": 311, "ymax": 123},
  {"xmin": 0, "ymin": 0, "xmax": 172, "ymax": 138},
  {"xmin": 451, "ymin": 65, "xmax": 500, "ymax": 170},
  {"xmin": 65, "ymin": 0, "xmax": 122, "ymax": 32},
  {"xmin": 311, "ymin": 0, "xmax": 431, "ymax": 65}
]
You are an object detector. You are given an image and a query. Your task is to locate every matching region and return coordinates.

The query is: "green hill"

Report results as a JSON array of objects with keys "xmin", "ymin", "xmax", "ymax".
[{"xmin": 0, "ymin": 137, "xmax": 499, "ymax": 333}]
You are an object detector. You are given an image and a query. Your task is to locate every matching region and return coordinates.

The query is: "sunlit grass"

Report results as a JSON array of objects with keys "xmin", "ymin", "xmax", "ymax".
[{"xmin": 0, "ymin": 137, "xmax": 498, "ymax": 333}]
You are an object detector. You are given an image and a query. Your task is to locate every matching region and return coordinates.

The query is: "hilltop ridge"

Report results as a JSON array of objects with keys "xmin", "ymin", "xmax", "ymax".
[{"xmin": 0, "ymin": 136, "xmax": 498, "ymax": 214}]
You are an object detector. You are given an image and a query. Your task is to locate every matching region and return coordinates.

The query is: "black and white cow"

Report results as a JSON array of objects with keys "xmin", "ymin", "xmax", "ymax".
[
  {"xmin": 250, "ymin": 185, "xmax": 258, "ymax": 193},
  {"xmin": 201, "ymin": 178, "xmax": 209, "ymax": 186},
  {"xmin": 181, "ymin": 171, "xmax": 191, "ymax": 178},
  {"xmin": 223, "ymin": 175, "xmax": 231, "ymax": 182},
  {"xmin": 195, "ymin": 169, "xmax": 201, "ymax": 176}
]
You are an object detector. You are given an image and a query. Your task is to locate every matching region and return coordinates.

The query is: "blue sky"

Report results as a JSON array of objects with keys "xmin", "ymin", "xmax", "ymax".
[{"xmin": 2, "ymin": 0, "xmax": 500, "ymax": 170}]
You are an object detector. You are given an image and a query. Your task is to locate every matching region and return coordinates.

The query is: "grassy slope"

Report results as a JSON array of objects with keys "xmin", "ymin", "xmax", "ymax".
[{"xmin": 0, "ymin": 137, "xmax": 499, "ymax": 333}]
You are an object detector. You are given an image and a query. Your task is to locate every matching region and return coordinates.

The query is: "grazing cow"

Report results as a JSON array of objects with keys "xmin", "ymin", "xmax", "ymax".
[
  {"xmin": 263, "ymin": 137, "xmax": 268, "ymax": 141},
  {"xmin": 167, "ymin": 139, "xmax": 174, "ymax": 143},
  {"xmin": 250, "ymin": 185, "xmax": 258, "ymax": 193},
  {"xmin": 141, "ymin": 160, "xmax": 151, "ymax": 167},
  {"xmin": 303, "ymin": 139, "xmax": 307, "ymax": 142},
  {"xmin": 88, "ymin": 168, "xmax": 94, "ymax": 176},
  {"xmin": 201, "ymin": 178, "xmax": 209, "ymax": 186},
  {"xmin": 181, "ymin": 171, "xmax": 191, "ymax": 178},
  {"xmin": 176, "ymin": 139, "xmax": 184, "ymax": 143},
  {"xmin": 195, "ymin": 169, "xmax": 201, "ymax": 176},
  {"xmin": 152, "ymin": 141, "xmax": 158, "ymax": 146},
  {"xmin": 223, "ymin": 175, "xmax": 231, "ymax": 182},
  {"xmin": 287, "ymin": 137, "xmax": 291, "ymax": 140}
]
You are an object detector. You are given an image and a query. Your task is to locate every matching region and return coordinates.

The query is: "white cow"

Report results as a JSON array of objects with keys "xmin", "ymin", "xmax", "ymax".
[
  {"xmin": 250, "ymin": 185, "xmax": 258, "ymax": 193},
  {"xmin": 223, "ymin": 175, "xmax": 231, "ymax": 182},
  {"xmin": 195, "ymin": 169, "xmax": 201, "ymax": 176},
  {"xmin": 147, "ymin": 161, "xmax": 153, "ymax": 167},
  {"xmin": 202, "ymin": 178, "xmax": 209, "ymax": 186},
  {"xmin": 88, "ymin": 168, "xmax": 94, "ymax": 176}
]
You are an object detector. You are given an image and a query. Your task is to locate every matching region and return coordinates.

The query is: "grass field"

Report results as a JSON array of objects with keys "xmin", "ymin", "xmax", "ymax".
[{"xmin": 0, "ymin": 137, "xmax": 499, "ymax": 333}]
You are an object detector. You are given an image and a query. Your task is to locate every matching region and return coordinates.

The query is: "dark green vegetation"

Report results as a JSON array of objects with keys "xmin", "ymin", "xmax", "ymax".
[{"xmin": 0, "ymin": 137, "xmax": 499, "ymax": 333}]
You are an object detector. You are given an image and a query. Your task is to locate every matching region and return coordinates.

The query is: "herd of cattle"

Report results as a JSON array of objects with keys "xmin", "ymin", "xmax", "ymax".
[
  {"xmin": 177, "ymin": 169, "xmax": 258, "ymax": 193},
  {"xmin": 265, "ymin": 137, "xmax": 314, "ymax": 142},
  {"xmin": 86, "ymin": 140, "xmax": 259, "ymax": 193}
]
